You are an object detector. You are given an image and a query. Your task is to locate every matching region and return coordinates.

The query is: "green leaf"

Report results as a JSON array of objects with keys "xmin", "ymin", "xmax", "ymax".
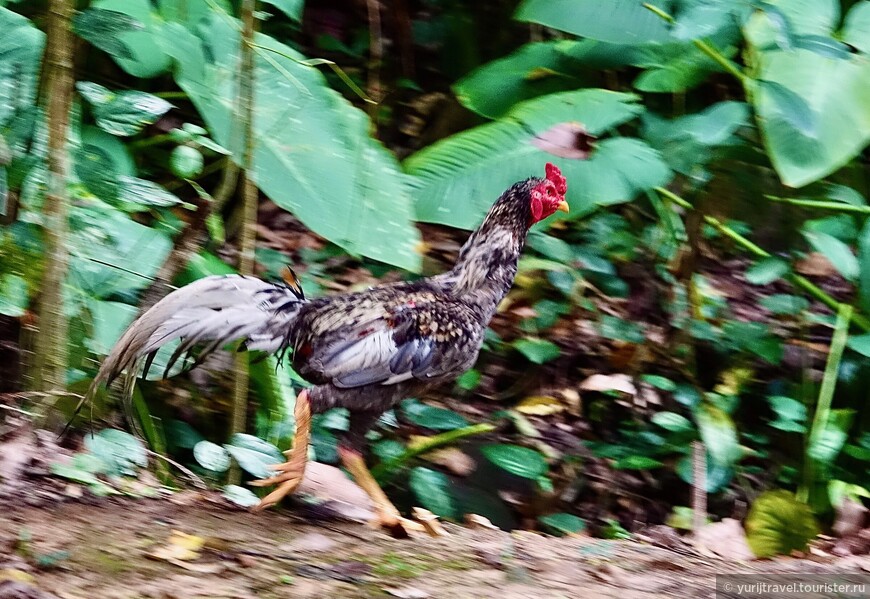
[
  {"xmin": 848, "ymin": 333, "xmax": 870, "ymax": 357},
  {"xmin": 85, "ymin": 300, "xmax": 137, "ymax": 355},
  {"xmin": 160, "ymin": 17, "xmax": 421, "ymax": 271},
  {"xmin": 513, "ymin": 338, "xmax": 560, "ymax": 364},
  {"xmin": 745, "ymin": 257, "xmax": 790, "ymax": 285},
  {"xmin": 372, "ymin": 439, "xmax": 405, "ymax": 463},
  {"xmin": 538, "ymin": 512, "xmax": 586, "ymax": 536},
  {"xmin": 641, "ymin": 374, "xmax": 676, "ymax": 391},
  {"xmin": 759, "ymin": 293, "xmax": 809, "ymax": 315},
  {"xmin": 409, "ymin": 467, "xmax": 458, "ymax": 519},
  {"xmin": 0, "ymin": 273, "xmax": 27, "ymax": 317},
  {"xmin": 672, "ymin": 2, "xmax": 736, "ymax": 40},
  {"xmin": 165, "ymin": 420, "xmax": 205, "ymax": 450},
  {"xmin": 74, "ymin": 144, "xmax": 119, "ymax": 202},
  {"xmin": 454, "ymin": 42, "xmax": 586, "ymax": 120},
  {"xmin": 634, "ymin": 43, "xmax": 727, "ymax": 93},
  {"xmin": 401, "ymin": 399, "xmax": 468, "ymax": 431},
  {"xmin": 752, "ymin": 49, "xmax": 870, "ymax": 187},
  {"xmin": 676, "ymin": 454, "xmax": 734, "ymax": 493},
  {"xmin": 803, "ymin": 231, "xmax": 859, "ymax": 280},
  {"xmin": 694, "ymin": 402, "xmax": 740, "ymax": 467},
  {"xmin": 767, "ymin": 395, "xmax": 806, "ymax": 423},
  {"xmin": 69, "ymin": 203, "xmax": 173, "ymax": 297},
  {"xmin": 651, "ymin": 411, "xmax": 693, "ymax": 433},
  {"xmin": 72, "ymin": 8, "xmax": 143, "ymax": 60},
  {"xmin": 51, "ymin": 463, "xmax": 102, "ymax": 486},
  {"xmin": 118, "ymin": 176, "xmax": 183, "ymax": 208},
  {"xmin": 90, "ymin": 0, "xmax": 172, "ymax": 78},
  {"xmin": 481, "ymin": 444, "xmax": 548, "ymax": 479},
  {"xmin": 515, "ymin": 0, "xmax": 673, "ymax": 44},
  {"xmin": 170, "ymin": 145, "xmax": 204, "ymax": 178},
  {"xmin": 858, "ymin": 219, "xmax": 870, "ymax": 312},
  {"xmin": 0, "ymin": 8, "xmax": 45, "ymax": 127},
  {"xmin": 406, "ymin": 89, "xmax": 670, "ymax": 227},
  {"xmin": 745, "ymin": 490, "xmax": 819, "ymax": 558},
  {"xmin": 77, "ymin": 82, "xmax": 173, "ymax": 136},
  {"xmin": 262, "ymin": 0, "xmax": 304, "ymax": 22},
  {"xmin": 224, "ymin": 434, "xmax": 284, "ymax": 479},
  {"xmin": 612, "ymin": 455, "xmax": 665, "ymax": 470},
  {"xmin": 843, "ymin": 1, "xmax": 870, "ymax": 54},
  {"xmin": 807, "ymin": 409, "xmax": 854, "ymax": 466},
  {"xmin": 222, "ymin": 484, "xmax": 260, "ymax": 508},
  {"xmin": 194, "ymin": 440, "xmax": 231, "ymax": 473},
  {"xmin": 84, "ymin": 429, "xmax": 147, "ymax": 475}
]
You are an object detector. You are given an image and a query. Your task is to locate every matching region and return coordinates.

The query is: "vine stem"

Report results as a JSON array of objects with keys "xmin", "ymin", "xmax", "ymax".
[
  {"xmin": 371, "ymin": 423, "xmax": 496, "ymax": 483},
  {"xmin": 765, "ymin": 195, "xmax": 870, "ymax": 215},
  {"xmin": 642, "ymin": 3, "xmax": 748, "ymax": 84},
  {"xmin": 654, "ymin": 187, "xmax": 870, "ymax": 332}
]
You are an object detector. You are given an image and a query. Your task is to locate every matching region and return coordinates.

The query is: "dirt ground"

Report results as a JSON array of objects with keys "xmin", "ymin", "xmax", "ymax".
[{"xmin": 2, "ymin": 493, "xmax": 870, "ymax": 599}]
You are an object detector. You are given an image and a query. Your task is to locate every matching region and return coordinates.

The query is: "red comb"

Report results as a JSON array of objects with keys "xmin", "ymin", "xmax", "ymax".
[{"xmin": 545, "ymin": 163, "xmax": 567, "ymax": 196}]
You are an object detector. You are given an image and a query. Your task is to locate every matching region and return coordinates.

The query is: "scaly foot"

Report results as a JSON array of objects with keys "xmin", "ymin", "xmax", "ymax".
[{"xmin": 248, "ymin": 389, "xmax": 311, "ymax": 512}]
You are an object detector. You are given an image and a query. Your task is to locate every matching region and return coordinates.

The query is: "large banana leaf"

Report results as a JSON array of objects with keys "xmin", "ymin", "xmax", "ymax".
[{"xmin": 156, "ymin": 14, "xmax": 421, "ymax": 271}]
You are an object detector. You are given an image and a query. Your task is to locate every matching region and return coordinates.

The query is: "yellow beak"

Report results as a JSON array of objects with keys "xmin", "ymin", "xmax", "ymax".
[{"xmin": 556, "ymin": 200, "xmax": 570, "ymax": 213}]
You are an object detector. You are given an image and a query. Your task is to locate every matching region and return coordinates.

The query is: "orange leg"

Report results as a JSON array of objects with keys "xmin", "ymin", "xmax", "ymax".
[
  {"xmin": 250, "ymin": 388, "xmax": 311, "ymax": 512},
  {"xmin": 338, "ymin": 446, "xmax": 424, "ymax": 536}
]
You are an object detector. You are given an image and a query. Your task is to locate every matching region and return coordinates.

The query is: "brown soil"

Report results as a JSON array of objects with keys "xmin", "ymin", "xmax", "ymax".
[{"xmin": 2, "ymin": 495, "xmax": 869, "ymax": 599}]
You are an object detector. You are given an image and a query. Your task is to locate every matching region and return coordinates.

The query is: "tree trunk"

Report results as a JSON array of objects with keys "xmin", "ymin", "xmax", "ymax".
[
  {"xmin": 229, "ymin": 0, "xmax": 259, "ymax": 483},
  {"xmin": 29, "ymin": 0, "xmax": 75, "ymax": 397}
]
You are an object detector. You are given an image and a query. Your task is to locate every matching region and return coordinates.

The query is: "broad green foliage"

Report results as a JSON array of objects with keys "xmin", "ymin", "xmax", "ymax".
[
  {"xmin": 159, "ymin": 15, "xmax": 421, "ymax": 271},
  {"xmin": 515, "ymin": 0, "xmax": 673, "ymax": 44},
  {"xmin": 752, "ymin": 50, "xmax": 870, "ymax": 187},
  {"xmin": 407, "ymin": 89, "xmax": 671, "ymax": 228}
]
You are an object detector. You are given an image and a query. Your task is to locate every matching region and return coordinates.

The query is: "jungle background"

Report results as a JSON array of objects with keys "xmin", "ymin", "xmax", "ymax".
[{"xmin": 3, "ymin": 0, "xmax": 870, "ymax": 596}]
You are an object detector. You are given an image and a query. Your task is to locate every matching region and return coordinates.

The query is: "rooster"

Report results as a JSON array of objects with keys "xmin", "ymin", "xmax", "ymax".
[{"xmin": 79, "ymin": 163, "xmax": 568, "ymax": 531}]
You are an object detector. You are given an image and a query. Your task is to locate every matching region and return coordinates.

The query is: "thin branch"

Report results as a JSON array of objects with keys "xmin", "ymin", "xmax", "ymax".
[
  {"xmin": 654, "ymin": 186, "xmax": 870, "ymax": 331},
  {"xmin": 643, "ymin": 3, "xmax": 747, "ymax": 84},
  {"xmin": 366, "ymin": 0, "xmax": 383, "ymax": 122}
]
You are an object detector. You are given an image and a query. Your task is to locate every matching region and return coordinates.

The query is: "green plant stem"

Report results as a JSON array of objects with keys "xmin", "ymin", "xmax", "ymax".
[
  {"xmin": 654, "ymin": 187, "xmax": 870, "ymax": 332},
  {"xmin": 30, "ymin": 0, "xmax": 75, "ymax": 398},
  {"xmin": 765, "ymin": 195, "xmax": 870, "ymax": 215},
  {"xmin": 371, "ymin": 423, "xmax": 496, "ymax": 483},
  {"xmin": 128, "ymin": 133, "xmax": 174, "ymax": 151},
  {"xmin": 798, "ymin": 303, "xmax": 852, "ymax": 503},
  {"xmin": 642, "ymin": 3, "xmax": 747, "ymax": 83}
]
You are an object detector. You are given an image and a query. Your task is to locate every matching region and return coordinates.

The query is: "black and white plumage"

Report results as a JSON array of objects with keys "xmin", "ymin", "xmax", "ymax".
[{"xmin": 83, "ymin": 163, "xmax": 569, "ymax": 457}]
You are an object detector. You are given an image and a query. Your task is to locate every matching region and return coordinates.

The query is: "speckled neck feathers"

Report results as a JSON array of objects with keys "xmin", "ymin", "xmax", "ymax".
[{"xmin": 446, "ymin": 180, "xmax": 538, "ymax": 319}]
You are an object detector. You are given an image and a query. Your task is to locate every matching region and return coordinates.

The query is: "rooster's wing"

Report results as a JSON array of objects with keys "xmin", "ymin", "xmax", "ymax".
[{"xmin": 293, "ymin": 291, "xmax": 483, "ymax": 389}]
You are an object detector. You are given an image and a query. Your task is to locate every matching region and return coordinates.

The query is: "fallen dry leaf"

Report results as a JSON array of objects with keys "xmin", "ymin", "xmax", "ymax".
[
  {"xmin": 465, "ymin": 514, "xmax": 498, "ymax": 530},
  {"xmin": 412, "ymin": 507, "xmax": 449, "ymax": 537},
  {"xmin": 515, "ymin": 396, "xmax": 566, "ymax": 416},
  {"xmin": 421, "ymin": 447, "xmax": 476, "ymax": 477},
  {"xmin": 146, "ymin": 531, "xmax": 205, "ymax": 562},
  {"xmin": 795, "ymin": 252, "xmax": 839, "ymax": 277},
  {"xmin": 693, "ymin": 519, "xmax": 754, "ymax": 561},
  {"xmin": 578, "ymin": 374, "xmax": 636, "ymax": 396},
  {"xmin": 384, "ymin": 586, "xmax": 431, "ymax": 599},
  {"xmin": 834, "ymin": 497, "xmax": 868, "ymax": 538}
]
